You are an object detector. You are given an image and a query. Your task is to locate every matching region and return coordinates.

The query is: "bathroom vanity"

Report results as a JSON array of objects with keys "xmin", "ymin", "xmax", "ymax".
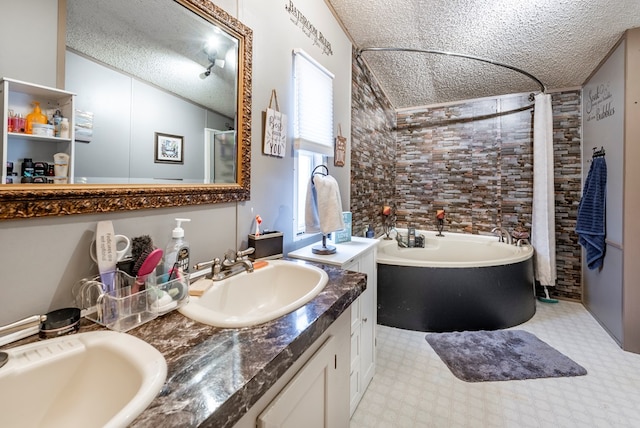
[
  {"xmin": 288, "ymin": 237, "xmax": 378, "ymax": 416},
  {"xmin": 1, "ymin": 261, "xmax": 366, "ymax": 427},
  {"xmin": 133, "ymin": 262, "xmax": 365, "ymax": 427}
]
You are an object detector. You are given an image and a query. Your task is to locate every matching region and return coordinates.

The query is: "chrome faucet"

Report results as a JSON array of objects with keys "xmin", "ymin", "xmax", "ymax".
[
  {"xmin": 222, "ymin": 248, "xmax": 255, "ymax": 272},
  {"xmin": 491, "ymin": 227, "xmax": 513, "ymax": 245},
  {"xmin": 193, "ymin": 247, "xmax": 255, "ymax": 281},
  {"xmin": 0, "ymin": 314, "xmax": 45, "ymax": 348}
]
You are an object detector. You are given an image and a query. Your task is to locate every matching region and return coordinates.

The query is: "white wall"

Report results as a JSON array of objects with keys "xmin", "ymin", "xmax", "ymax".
[
  {"xmin": 238, "ymin": 0, "xmax": 352, "ymax": 251},
  {"xmin": 0, "ymin": 0, "xmax": 58, "ymax": 88},
  {"xmin": 581, "ymin": 40, "xmax": 625, "ymax": 343},
  {"xmin": 67, "ymin": 51, "xmax": 232, "ymax": 182},
  {"xmin": 0, "ymin": 0, "xmax": 352, "ymax": 325}
]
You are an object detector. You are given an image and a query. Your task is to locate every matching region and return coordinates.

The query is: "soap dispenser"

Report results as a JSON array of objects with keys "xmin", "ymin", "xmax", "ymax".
[
  {"xmin": 164, "ymin": 218, "xmax": 191, "ymax": 275},
  {"xmin": 25, "ymin": 102, "xmax": 47, "ymax": 134}
]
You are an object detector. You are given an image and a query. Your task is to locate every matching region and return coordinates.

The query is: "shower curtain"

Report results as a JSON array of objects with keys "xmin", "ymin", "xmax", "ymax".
[{"xmin": 531, "ymin": 93, "xmax": 557, "ymax": 287}]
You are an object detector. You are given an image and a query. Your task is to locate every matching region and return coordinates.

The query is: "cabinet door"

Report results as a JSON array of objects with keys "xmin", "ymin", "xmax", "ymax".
[
  {"xmin": 349, "ymin": 324, "xmax": 361, "ymax": 415},
  {"xmin": 344, "ymin": 258, "xmax": 361, "ymax": 329},
  {"xmin": 258, "ymin": 335, "xmax": 338, "ymax": 428},
  {"xmin": 359, "ymin": 249, "xmax": 376, "ymax": 388}
]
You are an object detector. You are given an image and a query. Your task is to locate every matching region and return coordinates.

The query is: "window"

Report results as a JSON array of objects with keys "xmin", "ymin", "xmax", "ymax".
[
  {"xmin": 295, "ymin": 150, "xmax": 325, "ymax": 235},
  {"xmin": 292, "ymin": 49, "xmax": 334, "ymax": 236}
]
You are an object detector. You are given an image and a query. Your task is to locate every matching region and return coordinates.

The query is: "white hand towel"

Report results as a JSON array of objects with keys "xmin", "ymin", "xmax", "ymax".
[
  {"xmin": 305, "ymin": 176, "xmax": 321, "ymax": 233},
  {"xmin": 305, "ymin": 174, "xmax": 345, "ymax": 235}
]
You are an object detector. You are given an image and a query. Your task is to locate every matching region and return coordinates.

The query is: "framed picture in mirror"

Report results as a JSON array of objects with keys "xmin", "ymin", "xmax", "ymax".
[{"xmin": 155, "ymin": 132, "xmax": 184, "ymax": 164}]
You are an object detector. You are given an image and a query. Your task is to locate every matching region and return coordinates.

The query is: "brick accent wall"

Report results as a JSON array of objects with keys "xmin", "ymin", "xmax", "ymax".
[
  {"xmin": 350, "ymin": 56, "xmax": 582, "ymax": 300},
  {"xmin": 350, "ymin": 52, "xmax": 397, "ymax": 237}
]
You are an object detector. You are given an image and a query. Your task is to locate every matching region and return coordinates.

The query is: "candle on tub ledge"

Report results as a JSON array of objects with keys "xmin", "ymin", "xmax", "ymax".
[
  {"xmin": 382, "ymin": 205, "xmax": 393, "ymax": 240},
  {"xmin": 436, "ymin": 209, "xmax": 445, "ymax": 236}
]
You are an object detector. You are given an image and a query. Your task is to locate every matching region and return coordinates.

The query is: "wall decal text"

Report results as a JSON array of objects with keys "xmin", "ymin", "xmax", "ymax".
[{"xmin": 285, "ymin": 0, "xmax": 333, "ymax": 56}]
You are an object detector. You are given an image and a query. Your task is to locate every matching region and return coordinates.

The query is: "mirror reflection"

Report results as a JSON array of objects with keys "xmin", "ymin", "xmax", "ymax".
[
  {"xmin": 66, "ymin": 0, "xmax": 239, "ymax": 184},
  {"xmin": 0, "ymin": 0, "xmax": 252, "ymax": 219}
]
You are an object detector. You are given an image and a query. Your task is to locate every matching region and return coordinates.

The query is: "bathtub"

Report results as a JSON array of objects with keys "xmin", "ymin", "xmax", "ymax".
[{"xmin": 377, "ymin": 230, "xmax": 535, "ymax": 332}]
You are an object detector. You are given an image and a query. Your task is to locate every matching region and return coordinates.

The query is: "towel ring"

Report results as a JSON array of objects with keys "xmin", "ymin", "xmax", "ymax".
[
  {"xmin": 309, "ymin": 164, "xmax": 337, "ymax": 255},
  {"xmin": 311, "ymin": 165, "xmax": 329, "ymax": 177}
]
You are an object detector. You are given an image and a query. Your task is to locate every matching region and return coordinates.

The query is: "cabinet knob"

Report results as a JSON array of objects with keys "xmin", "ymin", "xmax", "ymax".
[{"xmin": 362, "ymin": 317, "xmax": 368, "ymax": 323}]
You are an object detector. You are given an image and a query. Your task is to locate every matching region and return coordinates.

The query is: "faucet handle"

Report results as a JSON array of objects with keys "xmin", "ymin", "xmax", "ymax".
[
  {"xmin": 212, "ymin": 258, "xmax": 222, "ymax": 275},
  {"xmin": 237, "ymin": 247, "xmax": 255, "ymax": 258},
  {"xmin": 224, "ymin": 249, "xmax": 237, "ymax": 262}
]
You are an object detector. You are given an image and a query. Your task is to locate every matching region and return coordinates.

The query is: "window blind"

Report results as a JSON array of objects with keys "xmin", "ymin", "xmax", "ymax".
[{"xmin": 293, "ymin": 49, "xmax": 334, "ymax": 156}]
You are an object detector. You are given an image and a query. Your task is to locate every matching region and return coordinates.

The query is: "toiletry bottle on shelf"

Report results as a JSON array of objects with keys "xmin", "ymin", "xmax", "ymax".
[
  {"xmin": 7, "ymin": 109, "xmax": 15, "ymax": 132},
  {"xmin": 52, "ymin": 110, "xmax": 62, "ymax": 137},
  {"xmin": 16, "ymin": 114, "xmax": 26, "ymax": 133},
  {"xmin": 25, "ymin": 102, "xmax": 47, "ymax": 134},
  {"xmin": 59, "ymin": 118, "xmax": 70, "ymax": 139},
  {"xmin": 164, "ymin": 218, "xmax": 191, "ymax": 275},
  {"xmin": 21, "ymin": 158, "xmax": 35, "ymax": 178}
]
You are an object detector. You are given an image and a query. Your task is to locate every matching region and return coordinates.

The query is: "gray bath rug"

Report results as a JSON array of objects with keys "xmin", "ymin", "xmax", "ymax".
[{"xmin": 425, "ymin": 330, "xmax": 587, "ymax": 382}]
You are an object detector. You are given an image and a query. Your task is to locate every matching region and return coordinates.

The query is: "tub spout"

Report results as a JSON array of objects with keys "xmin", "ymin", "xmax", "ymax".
[
  {"xmin": 491, "ymin": 227, "xmax": 512, "ymax": 245},
  {"xmin": 395, "ymin": 231, "xmax": 408, "ymax": 248}
]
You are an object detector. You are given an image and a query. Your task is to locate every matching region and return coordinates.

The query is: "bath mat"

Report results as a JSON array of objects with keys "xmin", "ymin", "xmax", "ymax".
[{"xmin": 425, "ymin": 330, "xmax": 587, "ymax": 382}]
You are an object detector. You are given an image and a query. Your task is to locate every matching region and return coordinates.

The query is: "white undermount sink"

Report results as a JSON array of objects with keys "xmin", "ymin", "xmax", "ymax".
[
  {"xmin": 179, "ymin": 260, "xmax": 329, "ymax": 328},
  {"xmin": 0, "ymin": 330, "xmax": 166, "ymax": 428}
]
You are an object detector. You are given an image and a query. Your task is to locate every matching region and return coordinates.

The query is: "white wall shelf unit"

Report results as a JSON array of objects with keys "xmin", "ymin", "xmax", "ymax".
[{"xmin": 1, "ymin": 78, "xmax": 75, "ymax": 184}]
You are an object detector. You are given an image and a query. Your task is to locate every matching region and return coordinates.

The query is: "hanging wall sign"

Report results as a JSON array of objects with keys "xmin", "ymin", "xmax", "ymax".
[
  {"xmin": 334, "ymin": 124, "xmax": 346, "ymax": 167},
  {"xmin": 263, "ymin": 89, "xmax": 287, "ymax": 157}
]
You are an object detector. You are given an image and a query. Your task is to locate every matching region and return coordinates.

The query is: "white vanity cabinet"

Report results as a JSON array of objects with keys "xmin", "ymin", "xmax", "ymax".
[
  {"xmin": 257, "ymin": 334, "xmax": 339, "ymax": 428},
  {"xmin": 233, "ymin": 308, "xmax": 352, "ymax": 428},
  {"xmin": 288, "ymin": 237, "xmax": 378, "ymax": 416},
  {"xmin": 1, "ymin": 78, "xmax": 75, "ymax": 184}
]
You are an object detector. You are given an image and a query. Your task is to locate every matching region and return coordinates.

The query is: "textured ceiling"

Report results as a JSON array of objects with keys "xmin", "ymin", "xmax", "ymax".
[
  {"xmin": 66, "ymin": 0, "xmax": 238, "ymax": 118},
  {"xmin": 327, "ymin": 0, "xmax": 640, "ymax": 109}
]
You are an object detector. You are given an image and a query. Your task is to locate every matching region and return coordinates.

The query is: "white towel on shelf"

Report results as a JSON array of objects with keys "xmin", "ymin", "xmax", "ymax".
[
  {"xmin": 305, "ymin": 174, "xmax": 345, "ymax": 235},
  {"xmin": 531, "ymin": 93, "xmax": 557, "ymax": 287}
]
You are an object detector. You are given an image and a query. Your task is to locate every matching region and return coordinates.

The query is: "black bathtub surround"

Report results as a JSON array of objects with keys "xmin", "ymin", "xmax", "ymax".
[
  {"xmin": 351, "ymin": 57, "xmax": 582, "ymax": 300},
  {"xmin": 378, "ymin": 259, "xmax": 536, "ymax": 332},
  {"xmin": 4, "ymin": 264, "xmax": 366, "ymax": 428}
]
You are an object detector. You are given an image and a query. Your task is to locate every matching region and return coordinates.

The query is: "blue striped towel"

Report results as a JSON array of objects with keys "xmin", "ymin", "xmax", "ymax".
[{"xmin": 576, "ymin": 157, "xmax": 607, "ymax": 269}]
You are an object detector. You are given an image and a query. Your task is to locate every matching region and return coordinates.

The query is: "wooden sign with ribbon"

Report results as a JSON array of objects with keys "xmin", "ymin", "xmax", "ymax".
[
  {"xmin": 263, "ymin": 89, "xmax": 287, "ymax": 157},
  {"xmin": 334, "ymin": 124, "xmax": 346, "ymax": 167}
]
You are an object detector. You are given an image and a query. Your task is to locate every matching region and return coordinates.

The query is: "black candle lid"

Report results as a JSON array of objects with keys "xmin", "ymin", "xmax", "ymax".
[{"xmin": 40, "ymin": 307, "xmax": 81, "ymax": 332}]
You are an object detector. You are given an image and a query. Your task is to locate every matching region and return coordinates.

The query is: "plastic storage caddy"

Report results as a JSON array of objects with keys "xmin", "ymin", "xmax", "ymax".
[{"xmin": 73, "ymin": 270, "xmax": 188, "ymax": 332}]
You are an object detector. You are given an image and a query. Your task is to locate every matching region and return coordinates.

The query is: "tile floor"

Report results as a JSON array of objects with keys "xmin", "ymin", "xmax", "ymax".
[{"xmin": 350, "ymin": 301, "xmax": 640, "ymax": 428}]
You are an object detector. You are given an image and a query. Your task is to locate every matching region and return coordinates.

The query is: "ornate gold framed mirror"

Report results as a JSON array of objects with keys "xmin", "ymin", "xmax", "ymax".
[{"xmin": 0, "ymin": 0, "xmax": 252, "ymax": 219}]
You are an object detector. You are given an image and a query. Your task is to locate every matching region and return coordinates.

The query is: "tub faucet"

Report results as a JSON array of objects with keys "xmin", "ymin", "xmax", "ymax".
[
  {"xmin": 491, "ymin": 227, "xmax": 513, "ymax": 245},
  {"xmin": 395, "ymin": 229, "xmax": 408, "ymax": 247}
]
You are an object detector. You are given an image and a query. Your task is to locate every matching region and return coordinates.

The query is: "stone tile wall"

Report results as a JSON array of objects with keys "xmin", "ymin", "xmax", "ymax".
[
  {"xmin": 350, "ymin": 55, "xmax": 582, "ymax": 300},
  {"xmin": 350, "ymin": 51, "xmax": 397, "ymax": 237}
]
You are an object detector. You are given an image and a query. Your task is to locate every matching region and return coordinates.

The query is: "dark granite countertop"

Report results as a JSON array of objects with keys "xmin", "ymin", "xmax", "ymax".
[
  {"xmin": 129, "ymin": 261, "xmax": 365, "ymax": 427},
  {"xmin": 0, "ymin": 261, "xmax": 365, "ymax": 427}
]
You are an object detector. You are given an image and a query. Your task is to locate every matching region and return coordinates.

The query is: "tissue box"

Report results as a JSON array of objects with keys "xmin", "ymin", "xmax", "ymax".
[
  {"xmin": 248, "ymin": 231, "xmax": 284, "ymax": 260},
  {"xmin": 332, "ymin": 212, "xmax": 352, "ymax": 244}
]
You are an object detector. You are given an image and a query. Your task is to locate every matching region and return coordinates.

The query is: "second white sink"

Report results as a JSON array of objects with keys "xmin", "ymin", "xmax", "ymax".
[
  {"xmin": 179, "ymin": 260, "xmax": 329, "ymax": 328},
  {"xmin": 0, "ymin": 330, "xmax": 166, "ymax": 428}
]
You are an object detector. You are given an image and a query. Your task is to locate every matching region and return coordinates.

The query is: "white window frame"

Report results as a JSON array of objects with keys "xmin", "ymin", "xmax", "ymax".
[{"xmin": 292, "ymin": 49, "xmax": 334, "ymax": 238}]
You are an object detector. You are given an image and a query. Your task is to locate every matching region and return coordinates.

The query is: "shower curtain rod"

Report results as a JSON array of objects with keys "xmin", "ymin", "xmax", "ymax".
[{"xmin": 356, "ymin": 47, "xmax": 546, "ymax": 94}]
